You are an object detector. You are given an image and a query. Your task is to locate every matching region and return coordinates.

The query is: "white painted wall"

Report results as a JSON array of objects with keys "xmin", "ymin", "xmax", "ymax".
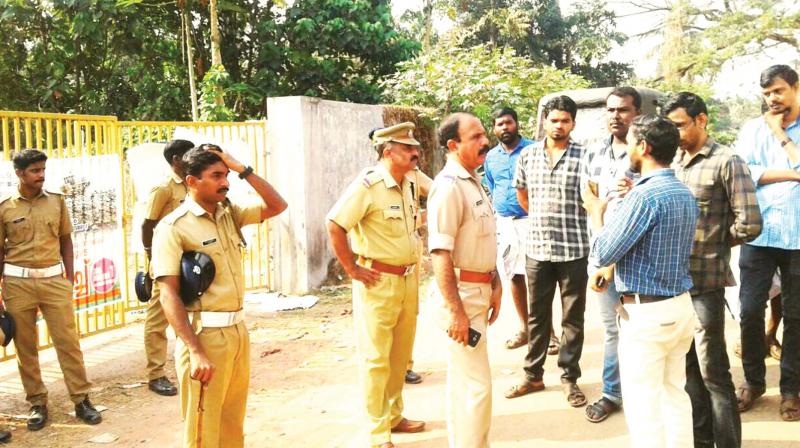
[{"xmin": 267, "ymin": 96, "xmax": 384, "ymax": 293}]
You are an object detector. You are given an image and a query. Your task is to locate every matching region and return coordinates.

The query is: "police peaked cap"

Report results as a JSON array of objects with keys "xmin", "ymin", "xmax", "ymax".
[
  {"xmin": 134, "ymin": 271, "xmax": 153, "ymax": 303},
  {"xmin": 179, "ymin": 251, "xmax": 216, "ymax": 306},
  {"xmin": 0, "ymin": 311, "xmax": 16, "ymax": 347},
  {"xmin": 372, "ymin": 122, "xmax": 421, "ymax": 146}
]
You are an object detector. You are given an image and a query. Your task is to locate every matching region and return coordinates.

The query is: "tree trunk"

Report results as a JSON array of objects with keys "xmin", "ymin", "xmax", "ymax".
[
  {"xmin": 183, "ymin": 5, "xmax": 199, "ymax": 121},
  {"xmin": 209, "ymin": 0, "xmax": 224, "ymax": 106},
  {"xmin": 423, "ymin": 0, "xmax": 433, "ymax": 53}
]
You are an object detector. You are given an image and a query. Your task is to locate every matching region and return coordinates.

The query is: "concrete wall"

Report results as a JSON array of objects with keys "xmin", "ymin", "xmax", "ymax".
[{"xmin": 267, "ymin": 96, "xmax": 383, "ymax": 293}]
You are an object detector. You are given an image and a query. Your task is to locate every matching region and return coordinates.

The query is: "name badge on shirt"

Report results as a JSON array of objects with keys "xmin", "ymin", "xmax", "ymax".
[
  {"xmin": 475, "ymin": 199, "xmax": 484, "ymax": 206},
  {"xmin": 202, "ymin": 238, "xmax": 218, "ymax": 247},
  {"xmin": 11, "ymin": 217, "xmax": 25, "ymax": 224}
]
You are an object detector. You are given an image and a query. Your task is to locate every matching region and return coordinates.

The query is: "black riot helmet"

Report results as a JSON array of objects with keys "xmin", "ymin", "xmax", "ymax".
[
  {"xmin": 0, "ymin": 311, "xmax": 16, "ymax": 347},
  {"xmin": 179, "ymin": 251, "xmax": 216, "ymax": 305},
  {"xmin": 135, "ymin": 271, "xmax": 152, "ymax": 303}
]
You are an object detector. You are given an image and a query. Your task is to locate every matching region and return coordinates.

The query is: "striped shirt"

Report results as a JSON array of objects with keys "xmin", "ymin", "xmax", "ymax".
[
  {"xmin": 673, "ymin": 137, "xmax": 762, "ymax": 294},
  {"xmin": 735, "ymin": 115, "xmax": 800, "ymax": 249},
  {"xmin": 592, "ymin": 169, "xmax": 699, "ymax": 296},
  {"xmin": 513, "ymin": 139, "xmax": 588, "ymax": 262}
]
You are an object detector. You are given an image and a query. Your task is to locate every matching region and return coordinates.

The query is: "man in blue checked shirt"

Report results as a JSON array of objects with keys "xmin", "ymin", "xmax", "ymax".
[
  {"xmin": 584, "ymin": 115, "xmax": 699, "ymax": 447},
  {"xmin": 735, "ymin": 64, "xmax": 800, "ymax": 422},
  {"xmin": 482, "ymin": 107, "xmax": 541, "ymax": 352}
]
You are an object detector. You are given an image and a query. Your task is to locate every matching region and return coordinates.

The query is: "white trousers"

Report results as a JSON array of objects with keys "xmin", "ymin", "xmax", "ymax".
[
  {"xmin": 439, "ymin": 282, "xmax": 492, "ymax": 448},
  {"xmin": 618, "ymin": 292, "xmax": 697, "ymax": 448}
]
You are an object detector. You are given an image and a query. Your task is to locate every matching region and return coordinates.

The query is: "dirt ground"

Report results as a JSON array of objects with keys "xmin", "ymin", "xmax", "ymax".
[{"xmin": 0, "ymin": 278, "xmax": 798, "ymax": 447}]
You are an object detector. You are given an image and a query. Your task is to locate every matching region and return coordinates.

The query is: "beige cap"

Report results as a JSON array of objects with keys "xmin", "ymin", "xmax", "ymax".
[{"xmin": 372, "ymin": 122, "xmax": 421, "ymax": 146}]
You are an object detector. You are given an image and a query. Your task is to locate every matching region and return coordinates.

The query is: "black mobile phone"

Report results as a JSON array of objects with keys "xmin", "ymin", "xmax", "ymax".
[
  {"xmin": 468, "ymin": 327, "xmax": 482, "ymax": 347},
  {"xmin": 596, "ymin": 276, "xmax": 607, "ymax": 288}
]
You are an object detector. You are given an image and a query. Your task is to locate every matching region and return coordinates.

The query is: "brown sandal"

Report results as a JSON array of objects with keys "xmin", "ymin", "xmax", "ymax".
[
  {"xmin": 563, "ymin": 382, "xmax": 587, "ymax": 407},
  {"xmin": 736, "ymin": 384, "xmax": 765, "ymax": 413},
  {"xmin": 780, "ymin": 396, "xmax": 800, "ymax": 421},
  {"xmin": 504, "ymin": 379, "xmax": 545, "ymax": 399},
  {"xmin": 585, "ymin": 397, "xmax": 620, "ymax": 423},
  {"xmin": 505, "ymin": 331, "xmax": 528, "ymax": 350}
]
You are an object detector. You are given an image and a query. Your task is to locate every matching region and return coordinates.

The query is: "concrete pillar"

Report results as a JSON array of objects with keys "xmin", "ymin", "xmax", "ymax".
[{"xmin": 267, "ymin": 96, "xmax": 383, "ymax": 294}]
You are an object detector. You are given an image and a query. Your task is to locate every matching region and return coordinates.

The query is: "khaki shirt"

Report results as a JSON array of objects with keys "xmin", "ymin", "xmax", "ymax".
[
  {"xmin": 151, "ymin": 197, "xmax": 263, "ymax": 312},
  {"xmin": 427, "ymin": 156, "xmax": 497, "ymax": 272},
  {"xmin": 0, "ymin": 189, "xmax": 72, "ymax": 268},
  {"xmin": 144, "ymin": 172, "xmax": 187, "ymax": 221},
  {"xmin": 326, "ymin": 163, "xmax": 420, "ymax": 266}
]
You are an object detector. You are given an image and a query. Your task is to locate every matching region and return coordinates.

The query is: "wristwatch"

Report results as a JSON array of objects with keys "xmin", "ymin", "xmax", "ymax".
[
  {"xmin": 781, "ymin": 137, "xmax": 793, "ymax": 147},
  {"xmin": 238, "ymin": 166, "xmax": 254, "ymax": 179}
]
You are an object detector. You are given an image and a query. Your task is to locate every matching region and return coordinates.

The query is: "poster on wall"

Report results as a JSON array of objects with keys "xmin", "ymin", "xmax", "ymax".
[{"xmin": 0, "ymin": 154, "xmax": 125, "ymax": 312}]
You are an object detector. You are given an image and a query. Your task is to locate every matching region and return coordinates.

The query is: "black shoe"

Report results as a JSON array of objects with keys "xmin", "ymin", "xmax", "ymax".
[
  {"xmin": 27, "ymin": 405, "xmax": 47, "ymax": 431},
  {"xmin": 0, "ymin": 429, "xmax": 10, "ymax": 443},
  {"xmin": 75, "ymin": 398, "xmax": 102, "ymax": 425},
  {"xmin": 148, "ymin": 377, "xmax": 178, "ymax": 396},
  {"xmin": 405, "ymin": 369, "xmax": 422, "ymax": 384}
]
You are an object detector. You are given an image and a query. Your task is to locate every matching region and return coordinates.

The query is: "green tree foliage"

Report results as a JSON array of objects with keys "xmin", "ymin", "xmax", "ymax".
[
  {"xmin": 431, "ymin": 0, "xmax": 631, "ymax": 87},
  {"xmin": 278, "ymin": 0, "xmax": 419, "ymax": 104},
  {"xmin": 0, "ymin": 0, "xmax": 190, "ymax": 119},
  {"xmin": 382, "ymin": 44, "xmax": 590, "ymax": 137},
  {"xmin": 0, "ymin": 0, "xmax": 417, "ymax": 119}
]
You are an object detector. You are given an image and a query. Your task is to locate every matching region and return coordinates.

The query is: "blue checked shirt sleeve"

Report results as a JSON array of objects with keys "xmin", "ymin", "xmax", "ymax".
[{"xmin": 591, "ymin": 192, "xmax": 656, "ymax": 267}]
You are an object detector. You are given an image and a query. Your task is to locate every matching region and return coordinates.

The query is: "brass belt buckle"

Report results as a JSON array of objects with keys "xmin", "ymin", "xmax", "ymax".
[
  {"xmin": 28, "ymin": 269, "xmax": 45, "ymax": 279},
  {"xmin": 403, "ymin": 265, "xmax": 415, "ymax": 276}
]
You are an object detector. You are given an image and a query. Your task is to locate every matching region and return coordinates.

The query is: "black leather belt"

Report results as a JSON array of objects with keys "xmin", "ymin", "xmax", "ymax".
[{"xmin": 620, "ymin": 294, "xmax": 672, "ymax": 305}]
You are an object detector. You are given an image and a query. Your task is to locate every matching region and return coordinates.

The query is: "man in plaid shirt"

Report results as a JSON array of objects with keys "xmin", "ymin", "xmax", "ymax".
[
  {"xmin": 506, "ymin": 95, "xmax": 589, "ymax": 408},
  {"xmin": 665, "ymin": 92, "xmax": 762, "ymax": 448}
]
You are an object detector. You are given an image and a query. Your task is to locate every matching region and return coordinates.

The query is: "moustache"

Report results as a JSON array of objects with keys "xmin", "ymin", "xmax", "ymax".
[
  {"xmin": 478, "ymin": 147, "xmax": 491, "ymax": 156},
  {"xmin": 411, "ymin": 156, "xmax": 419, "ymax": 162},
  {"xmin": 217, "ymin": 188, "xmax": 229, "ymax": 194},
  {"xmin": 610, "ymin": 120, "xmax": 623, "ymax": 126}
]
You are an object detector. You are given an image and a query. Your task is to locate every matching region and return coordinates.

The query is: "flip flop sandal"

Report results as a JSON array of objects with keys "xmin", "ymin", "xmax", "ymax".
[
  {"xmin": 780, "ymin": 396, "xmax": 800, "ymax": 422},
  {"xmin": 504, "ymin": 379, "xmax": 545, "ymax": 399},
  {"xmin": 547, "ymin": 336, "xmax": 560, "ymax": 355},
  {"xmin": 585, "ymin": 397, "xmax": 620, "ymax": 423},
  {"xmin": 769, "ymin": 341, "xmax": 782, "ymax": 361},
  {"xmin": 505, "ymin": 331, "xmax": 528, "ymax": 350},
  {"xmin": 736, "ymin": 385, "xmax": 765, "ymax": 413},
  {"xmin": 564, "ymin": 382, "xmax": 587, "ymax": 408}
]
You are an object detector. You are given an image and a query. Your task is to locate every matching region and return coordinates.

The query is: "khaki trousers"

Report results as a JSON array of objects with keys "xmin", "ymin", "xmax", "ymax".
[
  {"xmin": 3, "ymin": 275, "xmax": 91, "ymax": 405},
  {"xmin": 352, "ymin": 271, "xmax": 418, "ymax": 447},
  {"xmin": 175, "ymin": 321, "xmax": 249, "ymax": 448},
  {"xmin": 441, "ymin": 281, "xmax": 492, "ymax": 448},
  {"xmin": 144, "ymin": 279, "xmax": 170, "ymax": 380},
  {"xmin": 619, "ymin": 293, "xmax": 696, "ymax": 448}
]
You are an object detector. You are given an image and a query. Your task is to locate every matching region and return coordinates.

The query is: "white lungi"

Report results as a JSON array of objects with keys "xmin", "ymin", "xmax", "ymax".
[{"xmin": 495, "ymin": 216, "xmax": 527, "ymax": 279}]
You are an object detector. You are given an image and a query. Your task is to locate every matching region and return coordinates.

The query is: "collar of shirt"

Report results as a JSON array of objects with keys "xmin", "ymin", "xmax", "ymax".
[
  {"xmin": 634, "ymin": 167, "xmax": 675, "ymax": 186},
  {"xmin": 12, "ymin": 188, "xmax": 50, "ymax": 201},
  {"xmin": 170, "ymin": 171, "xmax": 184, "ymax": 184},
  {"xmin": 184, "ymin": 196, "xmax": 228, "ymax": 220},
  {"xmin": 491, "ymin": 137, "xmax": 532, "ymax": 156},
  {"xmin": 675, "ymin": 137, "xmax": 717, "ymax": 168},
  {"xmin": 444, "ymin": 154, "xmax": 478, "ymax": 180}
]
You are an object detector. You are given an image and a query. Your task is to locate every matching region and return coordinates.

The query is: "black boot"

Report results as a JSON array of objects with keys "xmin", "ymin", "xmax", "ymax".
[
  {"xmin": 75, "ymin": 398, "xmax": 102, "ymax": 425},
  {"xmin": 27, "ymin": 405, "xmax": 48, "ymax": 431}
]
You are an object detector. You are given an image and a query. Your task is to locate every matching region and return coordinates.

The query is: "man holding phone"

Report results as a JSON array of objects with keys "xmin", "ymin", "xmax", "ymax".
[
  {"xmin": 580, "ymin": 87, "xmax": 641, "ymax": 423},
  {"xmin": 428, "ymin": 112, "xmax": 501, "ymax": 447}
]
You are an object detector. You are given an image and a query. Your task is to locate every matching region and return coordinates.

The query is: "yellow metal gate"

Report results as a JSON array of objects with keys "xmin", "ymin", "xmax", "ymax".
[{"xmin": 0, "ymin": 111, "xmax": 272, "ymax": 362}]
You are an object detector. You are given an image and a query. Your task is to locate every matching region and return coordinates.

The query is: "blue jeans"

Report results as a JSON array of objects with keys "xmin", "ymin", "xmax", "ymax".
[
  {"xmin": 589, "ymin": 264, "xmax": 622, "ymax": 402},
  {"xmin": 685, "ymin": 289, "xmax": 741, "ymax": 448},
  {"xmin": 739, "ymin": 244, "xmax": 800, "ymax": 396}
]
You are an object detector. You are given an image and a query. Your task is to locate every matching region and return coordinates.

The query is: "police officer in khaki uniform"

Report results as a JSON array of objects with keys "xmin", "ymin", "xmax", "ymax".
[
  {"xmin": 152, "ymin": 148, "xmax": 287, "ymax": 448},
  {"xmin": 0, "ymin": 149, "xmax": 102, "ymax": 431},
  {"xmin": 327, "ymin": 123, "xmax": 428, "ymax": 448},
  {"xmin": 141, "ymin": 139, "xmax": 194, "ymax": 396},
  {"xmin": 428, "ymin": 113, "xmax": 501, "ymax": 448}
]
